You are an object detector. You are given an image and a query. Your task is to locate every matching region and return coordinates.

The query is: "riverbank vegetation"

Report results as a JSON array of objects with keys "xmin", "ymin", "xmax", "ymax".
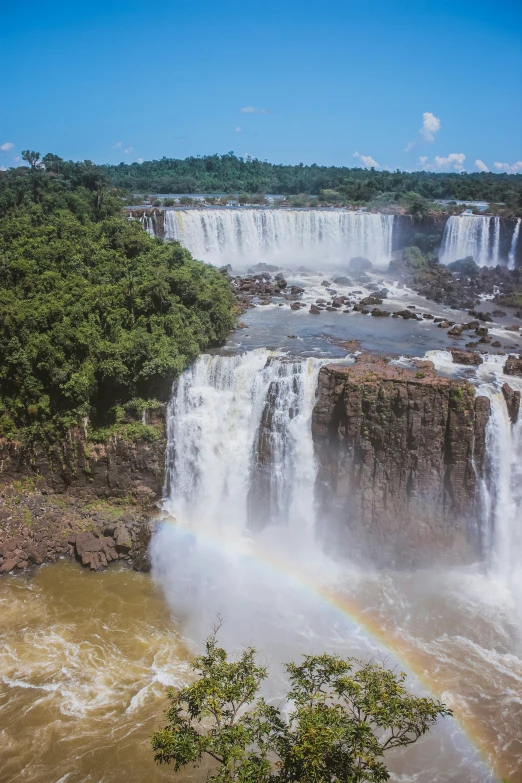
[
  {"xmin": 0, "ymin": 153, "xmax": 235, "ymax": 444},
  {"xmin": 152, "ymin": 630, "xmax": 451, "ymax": 782},
  {"xmin": 106, "ymin": 153, "xmax": 522, "ymax": 213}
]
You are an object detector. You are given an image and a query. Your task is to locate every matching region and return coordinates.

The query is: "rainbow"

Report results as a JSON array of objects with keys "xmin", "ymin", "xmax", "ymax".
[{"xmin": 155, "ymin": 516, "xmax": 501, "ymax": 781}]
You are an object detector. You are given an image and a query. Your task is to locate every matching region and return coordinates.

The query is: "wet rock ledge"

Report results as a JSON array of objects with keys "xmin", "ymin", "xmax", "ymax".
[{"xmin": 312, "ymin": 355, "xmax": 491, "ymax": 567}]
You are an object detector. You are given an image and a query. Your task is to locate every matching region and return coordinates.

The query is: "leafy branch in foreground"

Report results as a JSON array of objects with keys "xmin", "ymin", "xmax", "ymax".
[{"xmin": 151, "ymin": 633, "xmax": 451, "ymax": 782}]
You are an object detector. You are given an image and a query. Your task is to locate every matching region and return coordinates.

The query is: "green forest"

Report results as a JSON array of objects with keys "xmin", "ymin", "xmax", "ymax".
[
  {"xmin": 0, "ymin": 153, "xmax": 235, "ymax": 443},
  {"xmin": 105, "ymin": 153, "xmax": 522, "ymax": 207}
]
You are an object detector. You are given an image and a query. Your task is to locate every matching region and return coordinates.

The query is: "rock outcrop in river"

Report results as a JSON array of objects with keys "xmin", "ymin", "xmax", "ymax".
[{"xmin": 312, "ymin": 355, "xmax": 490, "ymax": 566}]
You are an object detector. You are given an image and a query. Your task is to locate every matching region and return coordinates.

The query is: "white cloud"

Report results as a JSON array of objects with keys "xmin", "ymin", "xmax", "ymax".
[
  {"xmin": 420, "ymin": 112, "xmax": 441, "ymax": 142},
  {"xmin": 494, "ymin": 160, "xmax": 522, "ymax": 173},
  {"xmin": 234, "ymin": 126, "xmax": 242, "ymax": 133},
  {"xmin": 137, "ymin": 158, "xmax": 143, "ymax": 163},
  {"xmin": 419, "ymin": 156, "xmax": 428, "ymax": 165},
  {"xmin": 113, "ymin": 141, "xmax": 123, "ymax": 149},
  {"xmin": 475, "ymin": 159, "xmax": 489, "ymax": 172},
  {"xmin": 123, "ymin": 147, "xmax": 133, "ymax": 154},
  {"xmin": 240, "ymin": 106, "xmax": 268, "ymax": 114},
  {"xmin": 14, "ymin": 156, "xmax": 20, "ymax": 162},
  {"xmin": 0, "ymin": 166, "xmax": 6, "ymax": 171},
  {"xmin": 0, "ymin": 142, "xmax": 14, "ymax": 151},
  {"xmin": 433, "ymin": 153, "xmax": 466, "ymax": 171},
  {"xmin": 404, "ymin": 112, "xmax": 441, "ymax": 151},
  {"xmin": 353, "ymin": 151, "xmax": 380, "ymax": 168}
]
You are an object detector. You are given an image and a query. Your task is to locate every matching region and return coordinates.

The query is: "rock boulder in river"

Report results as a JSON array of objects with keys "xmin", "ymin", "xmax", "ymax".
[
  {"xmin": 348, "ymin": 256, "xmax": 372, "ymax": 272},
  {"xmin": 451, "ymin": 349, "xmax": 483, "ymax": 366},
  {"xmin": 504, "ymin": 356, "xmax": 522, "ymax": 376}
]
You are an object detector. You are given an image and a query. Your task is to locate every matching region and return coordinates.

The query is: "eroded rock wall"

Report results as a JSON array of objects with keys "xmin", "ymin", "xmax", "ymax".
[
  {"xmin": 0, "ymin": 408, "xmax": 166, "ymax": 574},
  {"xmin": 312, "ymin": 357, "xmax": 490, "ymax": 566}
]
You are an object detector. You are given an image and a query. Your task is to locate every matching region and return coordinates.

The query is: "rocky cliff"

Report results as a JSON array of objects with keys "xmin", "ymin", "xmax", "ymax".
[
  {"xmin": 312, "ymin": 356, "xmax": 490, "ymax": 566},
  {"xmin": 392, "ymin": 214, "xmax": 447, "ymax": 254},
  {"xmin": 0, "ymin": 407, "xmax": 167, "ymax": 574}
]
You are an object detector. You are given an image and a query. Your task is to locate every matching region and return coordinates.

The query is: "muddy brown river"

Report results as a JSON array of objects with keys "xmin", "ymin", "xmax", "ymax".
[
  {"xmin": 0, "ymin": 563, "xmax": 190, "ymax": 783},
  {"xmin": 1, "ymin": 556, "xmax": 521, "ymax": 783}
]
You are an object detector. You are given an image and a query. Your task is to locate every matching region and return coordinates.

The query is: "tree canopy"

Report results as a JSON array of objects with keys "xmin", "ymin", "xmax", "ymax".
[
  {"xmin": 151, "ymin": 632, "xmax": 451, "ymax": 782},
  {"xmin": 0, "ymin": 154, "xmax": 235, "ymax": 442},
  {"xmin": 104, "ymin": 153, "xmax": 522, "ymax": 207}
]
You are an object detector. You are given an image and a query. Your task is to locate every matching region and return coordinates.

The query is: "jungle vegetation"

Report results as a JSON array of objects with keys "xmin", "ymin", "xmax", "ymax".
[{"xmin": 0, "ymin": 153, "xmax": 235, "ymax": 443}]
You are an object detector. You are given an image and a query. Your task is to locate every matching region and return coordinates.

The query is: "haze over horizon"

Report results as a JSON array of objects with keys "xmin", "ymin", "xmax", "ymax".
[{"xmin": 2, "ymin": 0, "xmax": 521, "ymax": 175}]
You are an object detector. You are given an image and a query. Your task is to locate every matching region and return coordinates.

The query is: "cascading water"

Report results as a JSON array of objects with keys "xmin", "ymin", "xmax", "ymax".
[
  {"xmin": 508, "ymin": 217, "xmax": 521, "ymax": 269},
  {"xmin": 140, "ymin": 213, "xmax": 156, "ymax": 236},
  {"xmin": 478, "ymin": 371, "xmax": 522, "ymax": 616},
  {"xmin": 427, "ymin": 351, "xmax": 522, "ymax": 613},
  {"xmin": 161, "ymin": 208, "xmax": 394, "ymax": 268},
  {"xmin": 484, "ymin": 394, "xmax": 522, "ymax": 601},
  {"xmin": 163, "ymin": 350, "xmax": 324, "ymax": 535},
  {"xmin": 440, "ymin": 215, "xmax": 501, "ymax": 266}
]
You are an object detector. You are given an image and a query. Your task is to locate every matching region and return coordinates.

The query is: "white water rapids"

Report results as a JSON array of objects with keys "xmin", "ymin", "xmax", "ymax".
[
  {"xmin": 162, "ymin": 208, "xmax": 394, "ymax": 267},
  {"xmin": 151, "ymin": 349, "xmax": 522, "ymax": 783}
]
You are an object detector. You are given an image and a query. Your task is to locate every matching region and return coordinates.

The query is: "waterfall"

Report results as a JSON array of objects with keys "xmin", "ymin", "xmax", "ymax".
[
  {"xmin": 479, "ymin": 381, "xmax": 522, "ymax": 616},
  {"xmin": 440, "ymin": 215, "xmax": 501, "ymax": 266},
  {"xmin": 508, "ymin": 218, "xmax": 521, "ymax": 269},
  {"xmin": 140, "ymin": 213, "xmax": 156, "ymax": 236},
  {"xmin": 427, "ymin": 351, "xmax": 522, "ymax": 614},
  {"xmin": 161, "ymin": 209, "xmax": 394, "ymax": 268},
  {"xmin": 163, "ymin": 350, "xmax": 325, "ymax": 536}
]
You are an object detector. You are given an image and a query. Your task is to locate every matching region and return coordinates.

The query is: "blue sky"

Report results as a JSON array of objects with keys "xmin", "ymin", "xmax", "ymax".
[{"xmin": 2, "ymin": 0, "xmax": 521, "ymax": 173}]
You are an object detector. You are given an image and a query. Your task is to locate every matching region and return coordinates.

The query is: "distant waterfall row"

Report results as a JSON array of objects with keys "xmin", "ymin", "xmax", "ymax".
[
  {"xmin": 441, "ymin": 215, "xmax": 521, "ymax": 268},
  {"xmin": 162, "ymin": 209, "xmax": 394, "ymax": 267},
  {"xmin": 140, "ymin": 208, "xmax": 521, "ymax": 269}
]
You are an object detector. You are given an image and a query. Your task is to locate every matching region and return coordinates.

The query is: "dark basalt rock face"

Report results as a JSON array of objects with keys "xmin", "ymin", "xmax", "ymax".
[
  {"xmin": 0, "ymin": 430, "xmax": 165, "ymax": 499},
  {"xmin": 502, "ymin": 383, "xmax": 521, "ymax": 424},
  {"xmin": 0, "ymin": 408, "xmax": 166, "ymax": 575},
  {"xmin": 312, "ymin": 356, "xmax": 490, "ymax": 567}
]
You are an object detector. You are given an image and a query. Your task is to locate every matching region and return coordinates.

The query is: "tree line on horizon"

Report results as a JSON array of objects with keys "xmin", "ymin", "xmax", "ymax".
[{"xmin": 104, "ymin": 153, "xmax": 522, "ymax": 208}]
